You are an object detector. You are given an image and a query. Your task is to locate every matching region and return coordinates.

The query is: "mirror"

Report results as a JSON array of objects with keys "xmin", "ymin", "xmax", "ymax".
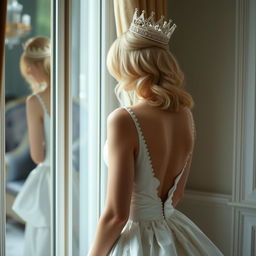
[{"xmin": 5, "ymin": 0, "xmax": 51, "ymax": 255}]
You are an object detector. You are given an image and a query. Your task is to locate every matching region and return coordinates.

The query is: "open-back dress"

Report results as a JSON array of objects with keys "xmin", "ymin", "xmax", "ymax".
[{"xmin": 104, "ymin": 106, "xmax": 223, "ymax": 256}]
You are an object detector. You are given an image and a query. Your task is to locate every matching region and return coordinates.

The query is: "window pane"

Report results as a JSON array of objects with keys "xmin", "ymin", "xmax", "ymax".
[{"xmin": 70, "ymin": 0, "xmax": 101, "ymax": 255}]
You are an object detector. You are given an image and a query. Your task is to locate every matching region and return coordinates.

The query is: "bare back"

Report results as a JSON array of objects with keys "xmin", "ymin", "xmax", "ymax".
[{"xmin": 129, "ymin": 102, "xmax": 196, "ymax": 203}]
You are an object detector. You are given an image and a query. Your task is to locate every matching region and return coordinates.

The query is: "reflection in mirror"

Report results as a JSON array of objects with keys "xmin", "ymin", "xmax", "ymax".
[{"xmin": 5, "ymin": 0, "xmax": 51, "ymax": 255}]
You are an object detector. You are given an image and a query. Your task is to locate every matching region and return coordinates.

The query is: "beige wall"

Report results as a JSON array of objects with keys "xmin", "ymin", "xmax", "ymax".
[{"xmin": 169, "ymin": 0, "xmax": 236, "ymax": 194}]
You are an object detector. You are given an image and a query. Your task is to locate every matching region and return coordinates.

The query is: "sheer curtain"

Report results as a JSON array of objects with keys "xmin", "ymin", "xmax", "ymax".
[{"xmin": 113, "ymin": 0, "xmax": 167, "ymax": 36}]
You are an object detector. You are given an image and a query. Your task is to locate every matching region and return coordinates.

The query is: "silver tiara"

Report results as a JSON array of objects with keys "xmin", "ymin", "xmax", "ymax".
[
  {"xmin": 24, "ymin": 46, "xmax": 51, "ymax": 59},
  {"xmin": 129, "ymin": 8, "xmax": 177, "ymax": 45}
]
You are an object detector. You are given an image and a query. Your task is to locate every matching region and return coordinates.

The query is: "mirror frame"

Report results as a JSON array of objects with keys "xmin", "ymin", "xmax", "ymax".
[
  {"xmin": 0, "ymin": 0, "xmax": 7, "ymax": 255},
  {"xmin": 51, "ymin": 0, "xmax": 71, "ymax": 254}
]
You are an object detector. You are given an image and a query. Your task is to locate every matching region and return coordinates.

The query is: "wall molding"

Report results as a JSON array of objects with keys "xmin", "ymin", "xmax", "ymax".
[
  {"xmin": 229, "ymin": 201, "xmax": 256, "ymax": 210},
  {"xmin": 233, "ymin": 208, "xmax": 256, "ymax": 256},
  {"xmin": 251, "ymin": 225, "xmax": 256, "ymax": 256},
  {"xmin": 233, "ymin": 0, "xmax": 256, "ymax": 206},
  {"xmin": 232, "ymin": 0, "xmax": 256, "ymax": 255},
  {"xmin": 183, "ymin": 189, "xmax": 231, "ymax": 206}
]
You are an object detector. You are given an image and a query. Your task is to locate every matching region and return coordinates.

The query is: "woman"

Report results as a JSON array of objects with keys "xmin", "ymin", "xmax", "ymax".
[
  {"xmin": 12, "ymin": 36, "xmax": 51, "ymax": 256},
  {"xmin": 89, "ymin": 9, "xmax": 224, "ymax": 256}
]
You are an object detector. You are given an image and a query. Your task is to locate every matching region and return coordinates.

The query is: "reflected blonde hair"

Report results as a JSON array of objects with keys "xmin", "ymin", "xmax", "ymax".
[
  {"xmin": 20, "ymin": 36, "xmax": 51, "ymax": 93},
  {"xmin": 107, "ymin": 31, "xmax": 194, "ymax": 112}
]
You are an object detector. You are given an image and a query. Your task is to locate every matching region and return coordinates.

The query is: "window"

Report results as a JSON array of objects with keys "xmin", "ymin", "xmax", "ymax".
[{"xmin": 65, "ymin": 0, "xmax": 117, "ymax": 254}]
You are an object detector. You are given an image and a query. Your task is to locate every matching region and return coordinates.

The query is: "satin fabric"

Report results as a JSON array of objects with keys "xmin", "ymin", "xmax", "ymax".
[
  {"xmin": 104, "ymin": 107, "xmax": 223, "ymax": 256},
  {"xmin": 12, "ymin": 93, "xmax": 51, "ymax": 256}
]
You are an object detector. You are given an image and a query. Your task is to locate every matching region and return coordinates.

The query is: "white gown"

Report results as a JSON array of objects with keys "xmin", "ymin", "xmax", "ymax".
[
  {"xmin": 12, "ymin": 93, "xmax": 51, "ymax": 256},
  {"xmin": 103, "ymin": 106, "xmax": 223, "ymax": 256}
]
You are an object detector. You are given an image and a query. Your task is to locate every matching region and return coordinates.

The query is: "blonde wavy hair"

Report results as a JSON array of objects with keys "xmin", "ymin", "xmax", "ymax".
[
  {"xmin": 20, "ymin": 36, "xmax": 51, "ymax": 93},
  {"xmin": 107, "ymin": 31, "xmax": 194, "ymax": 112}
]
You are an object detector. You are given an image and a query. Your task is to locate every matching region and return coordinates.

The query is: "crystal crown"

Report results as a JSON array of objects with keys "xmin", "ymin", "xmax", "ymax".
[
  {"xmin": 24, "ymin": 46, "xmax": 51, "ymax": 59},
  {"xmin": 129, "ymin": 8, "xmax": 177, "ymax": 45}
]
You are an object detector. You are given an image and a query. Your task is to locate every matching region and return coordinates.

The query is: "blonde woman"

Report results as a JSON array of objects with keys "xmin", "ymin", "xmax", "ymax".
[
  {"xmin": 12, "ymin": 36, "xmax": 51, "ymax": 256},
  {"xmin": 89, "ymin": 9, "xmax": 223, "ymax": 256}
]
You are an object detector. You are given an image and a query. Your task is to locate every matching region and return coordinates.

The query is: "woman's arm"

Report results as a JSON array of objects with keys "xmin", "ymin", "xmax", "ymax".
[
  {"xmin": 88, "ymin": 108, "xmax": 136, "ymax": 256},
  {"xmin": 26, "ymin": 95, "xmax": 45, "ymax": 164}
]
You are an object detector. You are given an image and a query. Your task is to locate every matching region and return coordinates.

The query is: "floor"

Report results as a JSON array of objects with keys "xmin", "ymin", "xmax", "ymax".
[{"xmin": 6, "ymin": 218, "xmax": 25, "ymax": 256}]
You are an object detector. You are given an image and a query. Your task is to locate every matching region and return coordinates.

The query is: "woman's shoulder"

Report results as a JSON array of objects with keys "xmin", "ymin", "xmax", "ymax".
[
  {"xmin": 26, "ymin": 93, "xmax": 38, "ymax": 106},
  {"xmin": 26, "ymin": 93, "xmax": 44, "ymax": 116},
  {"xmin": 106, "ymin": 107, "xmax": 138, "ymax": 149},
  {"xmin": 107, "ymin": 107, "xmax": 130, "ymax": 124}
]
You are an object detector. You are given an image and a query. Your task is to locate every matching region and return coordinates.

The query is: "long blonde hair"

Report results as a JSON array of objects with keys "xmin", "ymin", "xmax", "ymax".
[
  {"xmin": 20, "ymin": 36, "xmax": 51, "ymax": 93},
  {"xmin": 107, "ymin": 31, "xmax": 194, "ymax": 112}
]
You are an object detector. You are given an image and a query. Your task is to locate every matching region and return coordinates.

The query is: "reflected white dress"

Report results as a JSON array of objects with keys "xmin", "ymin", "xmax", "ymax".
[
  {"xmin": 12, "ymin": 93, "xmax": 51, "ymax": 256},
  {"xmin": 103, "ymin": 107, "xmax": 223, "ymax": 256}
]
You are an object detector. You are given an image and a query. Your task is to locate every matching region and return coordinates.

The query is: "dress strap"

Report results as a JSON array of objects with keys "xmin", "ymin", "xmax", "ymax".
[
  {"xmin": 185, "ymin": 107, "xmax": 196, "ymax": 144},
  {"xmin": 168, "ymin": 107, "xmax": 196, "ymax": 201},
  {"xmin": 123, "ymin": 107, "xmax": 144, "ymax": 142},
  {"xmin": 167, "ymin": 151, "xmax": 192, "ymax": 205},
  {"xmin": 123, "ymin": 106, "xmax": 155, "ymax": 175},
  {"xmin": 34, "ymin": 93, "xmax": 49, "ymax": 115}
]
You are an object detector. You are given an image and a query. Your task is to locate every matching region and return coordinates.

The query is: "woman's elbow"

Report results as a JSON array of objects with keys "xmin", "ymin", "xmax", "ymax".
[
  {"xmin": 102, "ymin": 211, "xmax": 129, "ymax": 226},
  {"xmin": 31, "ymin": 152, "xmax": 45, "ymax": 164},
  {"xmin": 112, "ymin": 214, "xmax": 129, "ymax": 225}
]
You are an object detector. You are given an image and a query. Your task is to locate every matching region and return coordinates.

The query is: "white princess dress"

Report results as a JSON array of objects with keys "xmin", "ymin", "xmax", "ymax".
[
  {"xmin": 12, "ymin": 93, "xmax": 51, "ymax": 256},
  {"xmin": 103, "ymin": 106, "xmax": 223, "ymax": 256}
]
